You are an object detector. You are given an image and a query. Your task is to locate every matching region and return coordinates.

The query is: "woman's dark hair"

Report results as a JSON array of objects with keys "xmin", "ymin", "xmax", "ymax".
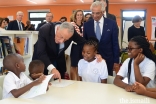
[
  {"xmin": 85, "ymin": 13, "xmax": 91, "ymax": 17},
  {"xmin": 84, "ymin": 37, "xmax": 99, "ymax": 51},
  {"xmin": 132, "ymin": 15, "xmax": 143, "ymax": 23},
  {"xmin": 130, "ymin": 36, "xmax": 156, "ymax": 64},
  {"xmin": 4, "ymin": 18, "xmax": 9, "ymax": 24},
  {"xmin": 59, "ymin": 17, "xmax": 67, "ymax": 21}
]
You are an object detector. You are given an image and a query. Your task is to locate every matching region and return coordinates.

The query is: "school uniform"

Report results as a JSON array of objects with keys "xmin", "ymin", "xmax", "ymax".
[
  {"xmin": 78, "ymin": 59, "xmax": 108, "ymax": 83},
  {"xmin": 117, "ymin": 57, "xmax": 156, "ymax": 88},
  {"xmin": 2, "ymin": 71, "xmax": 32, "ymax": 99}
]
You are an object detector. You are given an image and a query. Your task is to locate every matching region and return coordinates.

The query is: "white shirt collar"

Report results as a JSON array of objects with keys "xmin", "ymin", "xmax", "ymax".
[
  {"xmin": 84, "ymin": 58, "xmax": 97, "ymax": 65},
  {"xmin": 94, "ymin": 16, "xmax": 104, "ymax": 24}
]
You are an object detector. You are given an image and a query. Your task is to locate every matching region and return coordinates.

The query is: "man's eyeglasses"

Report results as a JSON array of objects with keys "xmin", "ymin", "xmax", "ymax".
[{"xmin": 127, "ymin": 47, "xmax": 140, "ymax": 51}]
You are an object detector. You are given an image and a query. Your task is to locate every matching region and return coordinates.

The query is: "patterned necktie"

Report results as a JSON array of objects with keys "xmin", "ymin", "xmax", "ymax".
[
  {"xmin": 96, "ymin": 21, "xmax": 101, "ymax": 41},
  {"xmin": 19, "ymin": 22, "xmax": 22, "ymax": 30}
]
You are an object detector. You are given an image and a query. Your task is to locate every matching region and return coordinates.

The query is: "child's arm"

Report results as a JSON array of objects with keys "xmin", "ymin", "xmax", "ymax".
[
  {"xmin": 101, "ymin": 79, "xmax": 107, "ymax": 83},
  {"xmin": 11, "ymin": 75, "xmax": 45, "ymax": 98},
  {"xmin": 114, "ymin": 75, "xmax": 134, "ymax": 92},
  {"xmin": 134, "ymin": 53, "xmax": 154, "ymax": 86},
  {"xmin": 134, "ymin": 82, "xmax": 156, "ymax": 99},
  {"xmin": 146, "ymin": 88, "xmax": 156, "ymax": 92}
]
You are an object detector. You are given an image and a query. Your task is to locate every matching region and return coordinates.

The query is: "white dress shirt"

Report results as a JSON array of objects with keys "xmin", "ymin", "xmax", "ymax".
[{"xmin": 94, "ymin": 16, "xmax": 104, "ymax": 35}]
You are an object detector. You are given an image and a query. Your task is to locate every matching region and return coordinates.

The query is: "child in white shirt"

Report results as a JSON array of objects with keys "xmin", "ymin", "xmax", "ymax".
[
  {"xmin": 114, "ymin": 36, "xmax": 156, "ymax": 92},
  {"xmin": 78, "ymin": 37, "xmax": 108, "ymax": 83},
  {"xmin": 2, "ymin": 54, "xmax": 45, "ymax": 99}
]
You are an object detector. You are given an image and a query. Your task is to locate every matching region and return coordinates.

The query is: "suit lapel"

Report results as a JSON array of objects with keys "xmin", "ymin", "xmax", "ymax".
[
  {"xmin": 91, "ymin": 20, "xmax": 96, "ymax": 37},
  {"xmin": 101, "ymin": 17, "xmax": 108, "ymax": 39}
]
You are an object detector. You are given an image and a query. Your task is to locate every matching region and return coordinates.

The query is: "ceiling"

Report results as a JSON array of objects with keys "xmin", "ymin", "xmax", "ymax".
[{"xmin": 0, "ymin": 0, "xmax": 156, "ymax": 7}]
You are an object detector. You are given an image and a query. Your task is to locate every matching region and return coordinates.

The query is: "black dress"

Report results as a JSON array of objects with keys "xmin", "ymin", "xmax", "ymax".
[
  {"xmin": 70, "ymin": 23, "xmax": 83, "ymax": 67},
  {"xmin": 128, "ymin": 25, "xmax": 145, "ymax": 41}
]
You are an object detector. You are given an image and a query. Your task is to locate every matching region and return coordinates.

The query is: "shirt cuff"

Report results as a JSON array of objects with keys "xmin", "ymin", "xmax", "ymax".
[{"xmin": 47, "ymin": 64, "xmax": 55, "ymax": 74}]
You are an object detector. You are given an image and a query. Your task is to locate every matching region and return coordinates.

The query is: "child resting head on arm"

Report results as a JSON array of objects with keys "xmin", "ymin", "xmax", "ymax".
[
  {"xmin": 114, "ymin": 36, "xmax": 156, "ymax": 92},
  {"xmin": 2, "ymin": 54, "xmax": 45, "ymax": 99},
  {"xmin": 29, "ymin": 60, "xmax": 45, "ymax": 80}
]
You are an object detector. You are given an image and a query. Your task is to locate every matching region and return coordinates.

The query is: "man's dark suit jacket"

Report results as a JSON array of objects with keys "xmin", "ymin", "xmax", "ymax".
[
  {"xmin": 32, "ymin": 23, "xmax": 85, "ymax": 78},
  {"xmin": 89, "ymin": 13, "xmax": 116, "ymax": 22},
  {"xmin": 83, "ymin": 17, "xmax": 119, "ymax": 76},
  {"xmin": 36, "ymin": 22, "xmax": 46, "ymax": 31},
  {"xmin": 7, "ymin": 20, "xmax": 25, "ymax": 30},
  {"xmin": 107, "ymin": 13, "xmax": 116, "ymax": 21}
]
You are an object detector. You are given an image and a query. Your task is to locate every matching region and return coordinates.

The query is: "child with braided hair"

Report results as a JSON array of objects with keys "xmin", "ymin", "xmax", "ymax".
[{"xmin": 78, "ymin": 37, "xmax": 108, "ymax": 83}]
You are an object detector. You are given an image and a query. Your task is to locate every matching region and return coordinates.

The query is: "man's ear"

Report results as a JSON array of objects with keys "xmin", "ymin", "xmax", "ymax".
[{"xmin": 57, "ymin": 26, "xmax": 60, "ymax": 30}]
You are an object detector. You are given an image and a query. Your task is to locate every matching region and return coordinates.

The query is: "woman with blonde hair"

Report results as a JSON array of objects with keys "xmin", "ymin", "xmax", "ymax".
[{"xmin": 70, "ymin": 9, "xmax": 85, "ymax": 80}]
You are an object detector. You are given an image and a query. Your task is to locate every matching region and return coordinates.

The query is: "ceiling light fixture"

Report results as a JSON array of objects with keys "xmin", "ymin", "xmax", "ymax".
[
  {"xmin": 135, "ymin": 0, "xmax": 137, "ymax": 2},
  {"xmin": 27, "ymin": 0, "xmax": 37, "ymax": 4},
  {"xmin": 80, "ymin": 0, "xmax": 84, "ymax": 3}
]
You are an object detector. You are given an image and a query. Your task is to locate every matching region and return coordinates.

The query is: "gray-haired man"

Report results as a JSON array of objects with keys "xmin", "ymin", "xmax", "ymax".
[{"xmin": 32, "ymin": 22, "xmax": 85, "ymax": 80}]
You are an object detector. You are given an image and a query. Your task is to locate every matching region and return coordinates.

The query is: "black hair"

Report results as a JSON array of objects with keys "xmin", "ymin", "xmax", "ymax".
[
  {"xmin": 85, "ymin": 13, "xmax": 91, "ymax": 17},
  {"xmin": 4, "ymin": 18, "xmax": 9, "ymax": 24},
  {"xmin": 84, "ymin": 37, "xmax": 99, "ymax": 51},
  {"xmin": 130, "ymin": 36, "xmax": 156, "ymax": 64},
  {"xmin": 59, "ymin": 17, "xmax": 67, "ymax": 21},
  {"xmin": 128, "ymin": 36, "xmax": 156, "ymax": 84},
  {"xmin": 132, "ymin": 15, "xmax": 142, "ymax": 23},
  {"xmin": 29, "ymin": 60, "xmax": 44, "ymax": 74}
]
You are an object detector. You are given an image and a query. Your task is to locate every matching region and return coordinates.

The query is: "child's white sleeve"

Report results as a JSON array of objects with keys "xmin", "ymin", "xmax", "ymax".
[
  {"xmin": 3, "ymin": 75, "xmax": 17, "ymax": 94},
  {"xmin": 143, "ymin": 62, "xmax": 156, "ymax": 80},
  {"xmin": 78, "ymin": 60, "xmax": 82, "ymax": 77},
  {"xmin": 99, "ymin": 61, "xmax": 108, "ymax": 79},
  {"xmin": 117, "ymin": 58, "xmax": 130, "ymax": 78}
]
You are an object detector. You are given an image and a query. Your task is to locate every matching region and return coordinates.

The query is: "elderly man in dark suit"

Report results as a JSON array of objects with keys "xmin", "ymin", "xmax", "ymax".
[
  {"xmin": 84, "ymin": 1, "xmax": 119, "ymax": 76},
  {"xmin": 7, "ymin": 11, "xmax": 25, "ymax": 30},
  {"xmin": 32, "ymin": 22, "xmax": 86, "ymax": 80},
  {"xmin": 36, "ymin": 12, "xmax": 53, "ymax": 31},
  {"xmin": 90, "ymin": 0, "xmax": 116, "ymax": 21}
]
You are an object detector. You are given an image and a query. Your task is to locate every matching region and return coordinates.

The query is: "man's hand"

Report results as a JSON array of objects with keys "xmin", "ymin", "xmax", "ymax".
[
  {"xmin": 95, "ymin": 54, "xmax": 104, "ymax": 62},
  {"xmin": 51, "ymin": 68, "xmax": 61, "ymax": 82}
]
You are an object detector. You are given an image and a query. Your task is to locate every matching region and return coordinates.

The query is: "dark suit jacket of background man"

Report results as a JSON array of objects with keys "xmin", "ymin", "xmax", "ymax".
[
  {"xmin": 32, "ymin": 23, "xmax": 85, "ymax": 78},
  {"xmin": 83, "ymin": 17, "xmax": 119, "ymax": 76},
  {"xmin": 7, "ymin": 20, "xmax": 25, "ymax": 30},
  {"xmin": 36, "ymin": 22, "xmax": 46, "ymax": 31}
]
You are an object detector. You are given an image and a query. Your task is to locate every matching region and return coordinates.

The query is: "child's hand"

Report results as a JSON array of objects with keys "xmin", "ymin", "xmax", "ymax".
[
  {"xmin": 124, "ymin": 85, "xmax": 135, "ymax": 92},
  {"xmin": 134, "ymin": 53, "xmax": 145, "ymax": 65},
  {"xmin": 134, "ymin": 82, "xmax": 146, "ymax": 95},
  {"xmin": 33, "ymin": 75, "xmax": 46, "ymax": 86},
  {"xmin": 31, "ymin": 73, "xmax": 44, "ymax": 80}
]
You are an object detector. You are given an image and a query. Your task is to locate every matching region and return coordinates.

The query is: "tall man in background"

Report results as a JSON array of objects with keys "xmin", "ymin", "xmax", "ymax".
[{"xmin": 84, "ymin": 1, "xmax": 119, "ymax": 76}]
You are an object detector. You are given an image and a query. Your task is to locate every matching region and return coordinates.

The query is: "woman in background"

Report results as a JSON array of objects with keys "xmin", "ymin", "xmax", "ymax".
[
  {"xmin": 0, "ymin": 18, "xmax": 6, "ymax": 31},
  {"xmin": 70, "ymin": 9, "xmax": 84, "ymax": 80},
  {"xmin": 128, "ymin": 15, "xmax": 145, "ymax": 42}
]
